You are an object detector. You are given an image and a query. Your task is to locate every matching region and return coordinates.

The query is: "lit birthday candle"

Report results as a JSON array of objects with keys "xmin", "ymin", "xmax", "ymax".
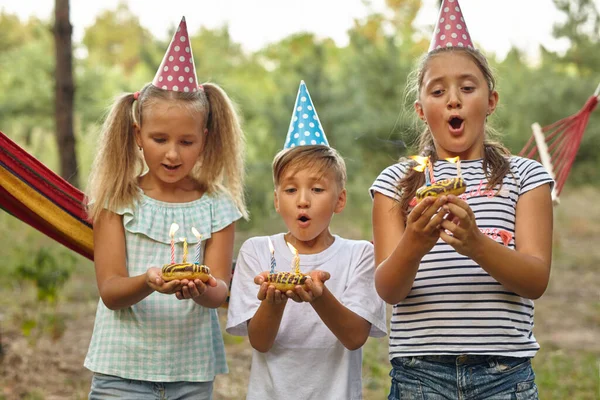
[
  {"xmin": 169, "ymin": 223, "xmax": 179, "ymax": 264},
  {"xmin": 191, "ymin": 227, "xmax": 203, "ymax": 264},
  {"xmin": 268, "ymin": 237, "xmax": 276, "ymax": 273},
  {"xmin": 286, "ymin": 242, "xmax": 300, "ymax": 275},
  {"xmin": 410, "ymin": 155, "xmax": 431, "ymax": 186},
  {"xmin": 180, "ymin": 237, "xmax": 188, "ymax": 263},
  {"xmin": 446, "ymin": 156, "xmax": 461, "ymax": 178}
]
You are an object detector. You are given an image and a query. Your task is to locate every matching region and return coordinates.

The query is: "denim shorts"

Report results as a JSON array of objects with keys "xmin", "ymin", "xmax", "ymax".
[
  {"xmin": 89, "ymin": 373, "xmax": 214, "ymax": 400},
  {"xmin": 388, "ymin": 355, "xmax": 538, "ymax": 400}
]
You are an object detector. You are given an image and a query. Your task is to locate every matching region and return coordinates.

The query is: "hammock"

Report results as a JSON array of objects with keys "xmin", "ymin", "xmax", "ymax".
[
  {"xmin": 519, "ymin": 85, "xmax": 599, "ymax": 204},
  {"xmin": 0, "ymin": 130, "xmax": 93, "ymax": 260}
]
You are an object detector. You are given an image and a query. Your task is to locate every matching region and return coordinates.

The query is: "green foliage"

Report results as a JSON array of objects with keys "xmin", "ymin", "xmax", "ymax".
[
  {"xmin": 16, "ymin": 248, "xmax": 76, "ymax": 304},
  {"xmin": 0, "ymin": 1, "xmax": 599, "ymax": 233},
  {"xmin": 533, "ymin": 348, "xmax": 599, "ymax": 399}
]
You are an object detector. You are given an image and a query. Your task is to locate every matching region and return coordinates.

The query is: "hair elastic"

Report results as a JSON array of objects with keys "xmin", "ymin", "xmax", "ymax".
[{"xmin": 133, "ymin": 91, "xmax": 140, "ymax": 100}]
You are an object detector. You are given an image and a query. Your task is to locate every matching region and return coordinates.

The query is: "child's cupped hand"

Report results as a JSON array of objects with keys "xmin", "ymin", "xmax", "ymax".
[
  {"xmin": 174, "ymin": 276, "xmax": 217, "ymax": 300},
  {"xmin": 439, "ymin": 195, "xmax": 483, "ymax": 258},
  {"xmin": 405, "ymin": 196, "xmax": 449, "ymax": 256},
  {"xmin": 254, "ymin": 272, "xmax": 288, "ymax": 305},
  {"xmin": 146, "ymin": 267, "xmax": 184, "ymax": 294},
  {"xmin": 286, "ymin": 270, "xmax": 330, "ymax": 303}
]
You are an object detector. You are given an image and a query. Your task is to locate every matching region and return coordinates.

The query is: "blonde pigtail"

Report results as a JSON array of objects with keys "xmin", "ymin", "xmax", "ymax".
[
  {"xmin": 86, "ymin": 92, "xmax": 143, "ymax": 223},
  {"xmin": 200, "ymin": 83, "xmax": 248, "ymax": 220}
]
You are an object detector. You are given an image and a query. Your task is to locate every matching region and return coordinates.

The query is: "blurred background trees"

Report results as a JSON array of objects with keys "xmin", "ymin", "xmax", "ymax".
[{"xmin": 0, "ymin": 0, "xmax": 598, "ymax": 236}]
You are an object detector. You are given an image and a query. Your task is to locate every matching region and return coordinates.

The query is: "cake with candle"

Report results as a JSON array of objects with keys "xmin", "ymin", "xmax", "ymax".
[
  {"xmin": 162, "ymin": 263, "xmax": 212, "ymax": 282},
  {"xmin": 161, "ymin": 223, "xmax": 212, "ymax": 282},
  {"xmin": 411, "ymin": 155, "xmax": 467, "ymax": 202},
  {"xmin": 265, "ymin": 240, "xmax": 309, "ymax": 292},
  {"xmin": 415, "ymin": 177, "xmax": 467, "ymax": 201}
]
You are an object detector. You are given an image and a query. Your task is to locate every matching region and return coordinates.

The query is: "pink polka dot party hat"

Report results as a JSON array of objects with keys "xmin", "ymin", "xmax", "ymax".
[
  {"xmin": 429, "ymin": 0, "xmax": 474, "ymax": 51},
  {"xmin": 152, "ymin": 16, "xmax": 200, "ymax": 92}
]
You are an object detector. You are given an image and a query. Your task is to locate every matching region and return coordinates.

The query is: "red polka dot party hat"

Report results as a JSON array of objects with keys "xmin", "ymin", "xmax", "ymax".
[
  {"xmin": 429, "ymin": 0, "xmax": 474, "ymax": 51},
  {"xmin": 152, "ymin": 17, "xmax": 200, "ymax": 92}
]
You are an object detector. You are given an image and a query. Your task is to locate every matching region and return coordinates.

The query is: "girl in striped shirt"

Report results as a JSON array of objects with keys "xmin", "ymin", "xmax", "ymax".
[{"xmin": 370, "ymin": 1, "xmax": 553, "ymax": 399}]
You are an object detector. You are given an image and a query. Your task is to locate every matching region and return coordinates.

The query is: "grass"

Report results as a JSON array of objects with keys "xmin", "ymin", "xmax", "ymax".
[{"xmin": 0, "ymin": 187, "xmax": 599, "ymax": 399}]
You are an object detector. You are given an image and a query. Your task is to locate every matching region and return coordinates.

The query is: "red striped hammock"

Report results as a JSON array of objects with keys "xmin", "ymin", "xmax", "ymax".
[{"xmin": 0, "ymin": 130, "xmax": 93, "ymax": 260}]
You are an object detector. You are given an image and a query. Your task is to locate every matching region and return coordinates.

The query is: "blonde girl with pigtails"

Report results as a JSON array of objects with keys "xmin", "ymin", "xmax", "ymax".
[{"xmin": 84, "ymin": 17, "xmax": 246, "ymax": 399}]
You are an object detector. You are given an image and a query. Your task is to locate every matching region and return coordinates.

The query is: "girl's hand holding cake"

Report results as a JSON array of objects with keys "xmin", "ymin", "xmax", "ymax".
[
  {"xmin": 146, "ymin": 267, "xmax": 184, "ymax": 294},
  {"xmin": 439, "ymin": 195, "xmax": 485, "ymax": 258},
  {"xmin": 175, "ymin": 275, "xmax": 218, "ymax": 300},
  {"xmin": 405, "ymin": 196, "xmax": 450, "ymax": 257}
]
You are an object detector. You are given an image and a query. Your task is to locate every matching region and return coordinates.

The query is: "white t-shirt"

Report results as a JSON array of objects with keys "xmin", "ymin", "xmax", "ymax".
[{"xmin": 226, "ymin": 233, "xmax": 387, "ymax": 400}]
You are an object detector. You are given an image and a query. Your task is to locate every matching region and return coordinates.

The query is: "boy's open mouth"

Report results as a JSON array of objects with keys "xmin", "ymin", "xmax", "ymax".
[
  {"xmin": 298, "ymin": 215, "xmax": 310, "ymax": 223},
  {"xmin": 449, "ymin": 117, "xmax": 464, "ymax": 130}
]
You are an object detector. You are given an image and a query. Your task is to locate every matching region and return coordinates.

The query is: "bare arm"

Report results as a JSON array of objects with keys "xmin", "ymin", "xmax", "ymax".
[
  {"xmin": 308, "ymin": 281, "xmax": 371, "ymax": 350},
  {"xmin": 440, "ymin": 184, "xmax": 553, "ymax": 299},
  {"xmin": 248, "ymin": 272, "xmax": 288, "ymax": 352},
  {"xmin": 372, "ymin": 193, "xmax": 449, "ymax": 304},
  {"xmin": 93, "ymin": 209, "xmax": 181, "ymax": 310}
]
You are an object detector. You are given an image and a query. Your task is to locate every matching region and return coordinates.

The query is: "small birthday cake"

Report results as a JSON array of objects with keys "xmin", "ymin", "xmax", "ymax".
[
  {"xmin": 415, "ymin": 177, "xmax": 467, "ymax": 202},
  {"xmin": 266, "ymin": 271, "xmax": 309, "ymax": 292},
  {"xmin": 161, "ymin": 263, "xmax": 211, "ymax": 282},
  {"xmin": 411, "ymin": 155, "xmax": 466, "ymax": 202},
  {"xmin": 162, "ymin": 223, "xmax": 212, "ymax": 282},
  {"xmin": 264, "ymin": 239, "xmax": 310, "ymax": 291}
]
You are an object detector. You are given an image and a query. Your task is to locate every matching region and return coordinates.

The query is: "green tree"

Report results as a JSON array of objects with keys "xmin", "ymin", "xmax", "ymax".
[
  {"xmin": 81, "ymin": 2, "xmax": 154, "ymax": 74},
  {"xmin": 550, "ymin": 0, "xmax": 600, "ymax": 76}
]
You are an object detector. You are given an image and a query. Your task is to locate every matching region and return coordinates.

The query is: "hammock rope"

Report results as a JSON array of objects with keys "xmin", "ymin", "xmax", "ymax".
[{"xmin": 519, "ymin": 86, "xmax": 599, "ymax": 201}]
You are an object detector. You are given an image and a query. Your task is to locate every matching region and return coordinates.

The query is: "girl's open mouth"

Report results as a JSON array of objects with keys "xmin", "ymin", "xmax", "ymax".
[
  {"xmin": 162, "ymin": 164, "xmax": 181, "ymax": 171},
  {"xmin": 448, "ymin": 117, "xmax": 464, "ymax": 133}
]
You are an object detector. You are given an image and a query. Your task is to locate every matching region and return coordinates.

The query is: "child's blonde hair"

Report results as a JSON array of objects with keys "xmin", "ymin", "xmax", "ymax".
[
  {"xmin": 272, "ymin": 145, "xmax": 347, "ymax": 190},
  {"xmin": 397, "ymin": 47, "xmax": 511, "ymax": 216},
  {"xmin": 87, "ymin": 82, "xmax": 248, "ymax": 222}
]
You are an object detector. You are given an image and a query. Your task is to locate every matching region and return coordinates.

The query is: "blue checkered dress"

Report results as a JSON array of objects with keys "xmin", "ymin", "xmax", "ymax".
[{"xmin": 84, "ymin": 192, "xmax": 242, "ymax": 382}]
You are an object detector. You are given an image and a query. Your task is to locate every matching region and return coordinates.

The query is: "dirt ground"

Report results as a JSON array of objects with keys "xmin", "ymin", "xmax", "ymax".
[{"xmin": 1, "ymin": 188, "xmax": 599, "ymax": 399}]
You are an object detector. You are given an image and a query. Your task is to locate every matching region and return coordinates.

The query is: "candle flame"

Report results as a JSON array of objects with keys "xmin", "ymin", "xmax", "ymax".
[
  {"xmin": 286, "ymin": 241, "xmax": 298, "ymax": 256},
  {"xmin": 179, "ymin": 237, "xmax": 186, "ymax": 243},
  {"xmin": 169, "ymin": 223, "xmax": 179, "ymax": 237},
  {"xmin": 191, "ymin": 227, "xmax": 202, "ymax": 240},
  {"xmin": 410, "ymin": 155, "xmax": 429, "ymax": 172},
  {"xmin": 268, "ymin": 237, "xmax": 275, "ymax": 254},
  {"xmin": 445, "ymin": 156, "xmax": 460, "ymax": 164}
]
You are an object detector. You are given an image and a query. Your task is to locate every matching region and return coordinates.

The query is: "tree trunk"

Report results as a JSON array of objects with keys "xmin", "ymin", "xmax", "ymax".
[{"xmin": 54, "ymin": 0, "xmax": 78, "ymax": 187}]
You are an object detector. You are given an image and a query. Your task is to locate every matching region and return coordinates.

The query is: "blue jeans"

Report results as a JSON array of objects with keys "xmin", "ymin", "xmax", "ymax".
[
  {"xmin": 89, "ymin": 373, "xmax": 214, "ymax": 400},
  {"xmin": 388, "ymin": 355, "xmax": 538, "ymax": 400}
]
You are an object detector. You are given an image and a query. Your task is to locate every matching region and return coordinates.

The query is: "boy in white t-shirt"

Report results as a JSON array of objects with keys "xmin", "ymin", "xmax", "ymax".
[{"xmin": 226, "ymin": 81, "xmax": 387, "ymax": 400}]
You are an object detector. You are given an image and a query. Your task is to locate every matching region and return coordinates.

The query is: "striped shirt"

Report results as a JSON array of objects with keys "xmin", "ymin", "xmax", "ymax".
[{"xmin": 369, "ymin": 156, "xmax": 554, "ymax": 359}]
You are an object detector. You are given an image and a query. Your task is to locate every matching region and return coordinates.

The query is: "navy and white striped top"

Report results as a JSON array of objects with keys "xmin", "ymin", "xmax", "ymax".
[{"xmin": 370, "ymin": 156, "xmax": 554, "ymax": 359}]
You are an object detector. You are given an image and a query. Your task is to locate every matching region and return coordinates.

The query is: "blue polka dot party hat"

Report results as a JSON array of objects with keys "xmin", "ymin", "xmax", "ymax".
[{"xmin": 283, "ymin": 81, "xmax": 329, "ymax": 148}]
